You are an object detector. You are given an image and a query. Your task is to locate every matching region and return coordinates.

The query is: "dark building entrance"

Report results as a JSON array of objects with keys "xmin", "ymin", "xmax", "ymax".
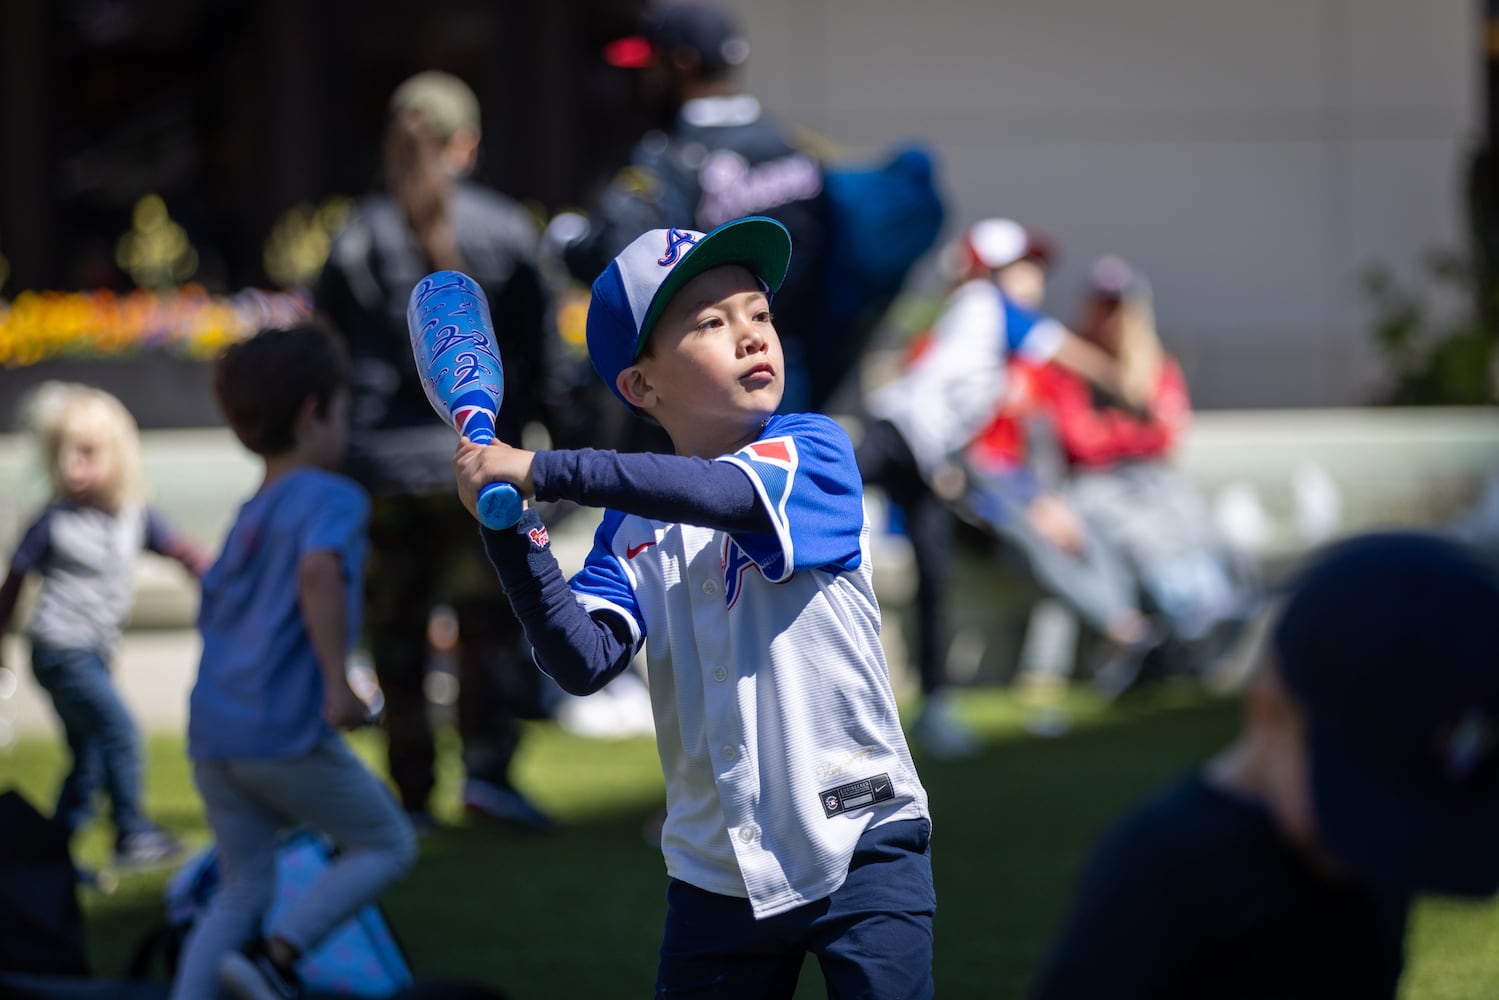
[{"xmin": 0, "ymin": 0, "xmax": 654, "ymax": 294}]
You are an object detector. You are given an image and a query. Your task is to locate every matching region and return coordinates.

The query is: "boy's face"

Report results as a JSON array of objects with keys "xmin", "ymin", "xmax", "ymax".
[{"xmin": 624, "ymin": 264, "xmax": 783, "ymax": 456}]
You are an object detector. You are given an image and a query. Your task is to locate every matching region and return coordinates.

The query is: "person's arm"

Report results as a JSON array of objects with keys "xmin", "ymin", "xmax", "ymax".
[
  {"xmin": 533, "ymin": 449, "xmax": 774, "ymax": 532},
  {"xmin": 0, "ymin": 511, "xmax": 52, "ymax": 651},
  {"xmin": 0, "ymin": 571, "xmax": 25, "ymax": 644},
  {"xmin": 479, "ymin": 510, "xmax": 636, "ymax": 696},
  {"xmin": 1048, "ymin": 332, "xmax": 1161, "ymax": 420},
  {"xmin": 1049, "ymin": 333, "xmax": 1130, "ymax": 404},
  {"xmin": 453, "ymin": 437, "xmax": 773, "ymax": 535},
  {"xmin": 1040, "ymin": 360, "xmax": 1188, "ymax": 468},
  {"xmin": 1091, "ymin": 357, "xmax": 1190, "ymax": 461},
  {"xmin": 144, "ymin": 509, "xmax": 214, "ymax": 579},
  {"xmin": 1025, "ymin": 492, "xmax": 1088, "ymax": 555},
  {"xmin": 999, "ymin": 294, "xmax": 1150, "ymax": 416},
  {"xmin": 297, "ymin": 549, "xmax": 367, "ymax": 730}
]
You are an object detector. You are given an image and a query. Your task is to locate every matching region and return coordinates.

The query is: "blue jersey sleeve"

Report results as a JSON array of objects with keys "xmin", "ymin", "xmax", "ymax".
[
  {"xmin": 568, "ymin": 510, "xmax": 646, "ymax": 645},
  {"xmin": 716, "ymin": 412, "xmax": 864, "ymax": 582},
  {"xmin": 531, "ymin": 449, "xmax": 770, "ymax": 535}
]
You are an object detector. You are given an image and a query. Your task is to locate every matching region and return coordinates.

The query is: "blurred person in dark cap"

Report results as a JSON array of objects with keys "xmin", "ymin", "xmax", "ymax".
[
  {"xmin": 857, "ymin": 220, "xmax": 1150, "ymax": 758},
  {"xmin": 1030, "ymin": 530, "xmax": 1499, "ymax": 999},
  {"xmin": 552, "ymin": 3, "xmax": 833, "ymax": 420},
  {"xmin": 314, "ymin": 69, "xmax": 555, "ymax": 833}
]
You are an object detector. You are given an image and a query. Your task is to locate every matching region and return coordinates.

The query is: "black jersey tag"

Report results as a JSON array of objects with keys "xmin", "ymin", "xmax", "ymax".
[{"xmin": 819, "ymin": 773, "xmax": 894, "ymax": 818}]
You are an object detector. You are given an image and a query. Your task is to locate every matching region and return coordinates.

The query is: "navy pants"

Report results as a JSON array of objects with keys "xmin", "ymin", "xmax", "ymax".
[
  {"xmin": 31, "ymin": 642, "xmax": 150, "ymax": 843},
  {"xmin": 656, "ymin": 818, "xmax": 935, "ymax": 999}
]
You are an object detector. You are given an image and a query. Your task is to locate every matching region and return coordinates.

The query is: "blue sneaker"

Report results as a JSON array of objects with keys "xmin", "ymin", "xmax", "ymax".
[{"xmin": 910, "ymin": 693, "xmax": 981, "ymax": 760}]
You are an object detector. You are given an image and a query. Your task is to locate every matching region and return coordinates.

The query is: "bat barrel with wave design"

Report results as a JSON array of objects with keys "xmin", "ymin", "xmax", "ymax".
[{"xmin": 406, "ymin": 270, "xmax": 523, "ymax": 529}]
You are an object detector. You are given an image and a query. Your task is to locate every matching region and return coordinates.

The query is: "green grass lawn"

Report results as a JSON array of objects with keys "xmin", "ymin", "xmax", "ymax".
[{"xmin": 3, "ymin": 686, "xmax": 1498, "ymax": 998}]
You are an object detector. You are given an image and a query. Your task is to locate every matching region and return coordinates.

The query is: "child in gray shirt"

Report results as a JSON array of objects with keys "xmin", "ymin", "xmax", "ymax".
[{"xmin": 0, "ymin": 382, "xmax": 210, "ymax": 867}]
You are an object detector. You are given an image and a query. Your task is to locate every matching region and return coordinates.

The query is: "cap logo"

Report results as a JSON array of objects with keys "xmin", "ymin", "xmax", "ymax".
[
  {"xmin": 1444, "ymin": 710, "xmax": 1496, "ymax": 782},
  {"xmin": 658, "ymin": 228, "xmax": 698, "ymax": 266}
]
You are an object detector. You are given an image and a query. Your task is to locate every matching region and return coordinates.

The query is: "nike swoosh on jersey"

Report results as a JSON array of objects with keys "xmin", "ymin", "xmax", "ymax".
[{"xmin": 626, "ymin": 540, "xmax": 657, "ymax": 559}]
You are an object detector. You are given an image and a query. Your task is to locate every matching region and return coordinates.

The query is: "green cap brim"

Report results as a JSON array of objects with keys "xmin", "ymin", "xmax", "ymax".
[{"xmin": 636, "ymin": 216, "xmax": 792, "ymax": 360}]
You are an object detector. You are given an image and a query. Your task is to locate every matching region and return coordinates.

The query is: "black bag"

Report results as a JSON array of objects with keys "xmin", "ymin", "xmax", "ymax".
[{"xmin": 0, "ymin": 789, "xmax": 91, "ymax": 978}]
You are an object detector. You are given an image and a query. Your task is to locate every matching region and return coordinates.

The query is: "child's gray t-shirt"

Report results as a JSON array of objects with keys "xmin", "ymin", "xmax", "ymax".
[{"xmin": 10, "ymin": 501, "xmax": 172, "ymax": 652}]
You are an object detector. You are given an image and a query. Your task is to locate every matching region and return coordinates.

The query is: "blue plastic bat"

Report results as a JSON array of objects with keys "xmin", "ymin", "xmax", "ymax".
[{"xmin": 407, "ymin": 270, "xmax": 523, "ymax": 529}]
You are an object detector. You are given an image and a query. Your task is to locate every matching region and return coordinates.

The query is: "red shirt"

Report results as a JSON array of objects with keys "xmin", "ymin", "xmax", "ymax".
[
  {"xmin": 1033, "ymin": 355, "xmax": 1192, "ymax": 469},
  {"xmin": 966, "ymin": 358, "xmax": 1044, "ymax": 472}
]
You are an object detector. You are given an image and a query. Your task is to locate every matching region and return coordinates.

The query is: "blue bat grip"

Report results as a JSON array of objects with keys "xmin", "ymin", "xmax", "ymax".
[
  {"xmin": 465, "ymin": 429, "xmax": 524, "ymax": 530},
  {"xmin": 478, "ymin": 484, "xmax": 524, "ymax": 531}
]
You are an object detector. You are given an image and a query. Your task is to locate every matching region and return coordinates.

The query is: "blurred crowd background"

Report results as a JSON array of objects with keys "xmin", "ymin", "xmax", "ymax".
[
  {"xmin": 0, "ymin": 1, "xmax": 1498, "ymax": 996},
  {"xmin": 0, "ymin": 0, "xmax": 1496, "ymax": 727},
  {"xmin": 0, "ymin": 0, "xmax": 1493, "ymax": 724},
  {"xmin": 0, "ymin": 0, "xmax": 1493, "ymax": 410}
]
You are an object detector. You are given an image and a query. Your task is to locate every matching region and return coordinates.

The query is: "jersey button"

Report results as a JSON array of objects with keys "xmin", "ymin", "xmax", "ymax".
[
  {"xmin": 713, "ymin": 666, "xmax": 728, "ymax": 683},
  {"xmin": 722, "ymin": 745, "xmax": 738, "ymax": 762},
  {"xmin": 737, "ymin": 824, "xmax": 758, "ymax": 845},
  {"xmin": 702, "ymin": 580, "xmax": 719, "ymax": 596}
]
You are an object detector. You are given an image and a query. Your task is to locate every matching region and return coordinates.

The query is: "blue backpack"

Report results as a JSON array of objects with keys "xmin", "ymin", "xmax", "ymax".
[
  {"xmin": 813, "ymin": 143, "xmax": 946, "ymax": 406},
  {"xmin": 138, "ymin": 829, "xmax": 413, "ymax": 997}
]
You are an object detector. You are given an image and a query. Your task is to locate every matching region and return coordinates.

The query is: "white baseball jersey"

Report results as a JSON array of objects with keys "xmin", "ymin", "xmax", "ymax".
[
  {"xmin": 867, "ymin": 278, "xmax": 1065, "ymax": 479},
  {"xmin": 568, "ymin": 411, "xmax": 929, "ymax": 919}
]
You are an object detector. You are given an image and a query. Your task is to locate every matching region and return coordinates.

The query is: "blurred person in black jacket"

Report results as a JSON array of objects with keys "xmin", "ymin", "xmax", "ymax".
[
  {"xmin": 314, "ymin": 70, "xmax": 554, "ymax": 833},
  {"xmin": 555, "ymin": 3, "xmax": 834, "ymax": 418}
]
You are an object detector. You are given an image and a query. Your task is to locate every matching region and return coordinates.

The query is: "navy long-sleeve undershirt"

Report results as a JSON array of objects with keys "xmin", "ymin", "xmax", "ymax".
[{"xmin": 480, "ymin": 448, "xmax": 774, "ymax": 696}]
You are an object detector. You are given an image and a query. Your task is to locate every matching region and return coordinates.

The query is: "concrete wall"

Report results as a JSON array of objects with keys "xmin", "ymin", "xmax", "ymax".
[{"xmin": 724, "ymin": 0, "xmax": 1479, "ymax": 408}]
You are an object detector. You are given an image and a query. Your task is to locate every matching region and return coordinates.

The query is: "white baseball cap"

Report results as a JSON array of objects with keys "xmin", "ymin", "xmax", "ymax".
[{"xmin": 942, "ymin": 218, "xmax": 1054, "ymax": 283}]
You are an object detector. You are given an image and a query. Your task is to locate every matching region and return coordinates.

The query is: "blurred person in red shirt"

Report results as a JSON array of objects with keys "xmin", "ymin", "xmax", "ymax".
[
  {"xmin": 956, "ymin": 254, "xmax": 1159, "ymax": 706},
  {"xmin": 1026, "ymin": 255, "xmax": 1258, "ymax": 686},
  {"xmin": 1032, "ymin": 255, "xmax": 1187, "ymax": 469},
  {"xmin": 859, "ymin": 220, "xmax": 1147, "ymax": 754}
]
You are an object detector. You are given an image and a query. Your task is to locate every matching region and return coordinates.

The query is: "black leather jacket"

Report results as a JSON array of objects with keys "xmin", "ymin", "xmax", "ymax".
[{"xmin": 314, "ymin": 182, "xmax": 548, "ymax": 495}]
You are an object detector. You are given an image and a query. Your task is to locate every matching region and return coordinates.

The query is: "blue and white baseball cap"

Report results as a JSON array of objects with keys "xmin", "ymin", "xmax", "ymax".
[{"xmin": 586, "ymin": 216, "xmax": 792, "ymax": 406}]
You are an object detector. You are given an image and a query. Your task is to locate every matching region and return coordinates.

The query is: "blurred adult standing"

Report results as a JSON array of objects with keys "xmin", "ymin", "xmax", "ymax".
[{"xmin": 314, "ymin": 71, "xmax": 554, "ymax": 832}]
